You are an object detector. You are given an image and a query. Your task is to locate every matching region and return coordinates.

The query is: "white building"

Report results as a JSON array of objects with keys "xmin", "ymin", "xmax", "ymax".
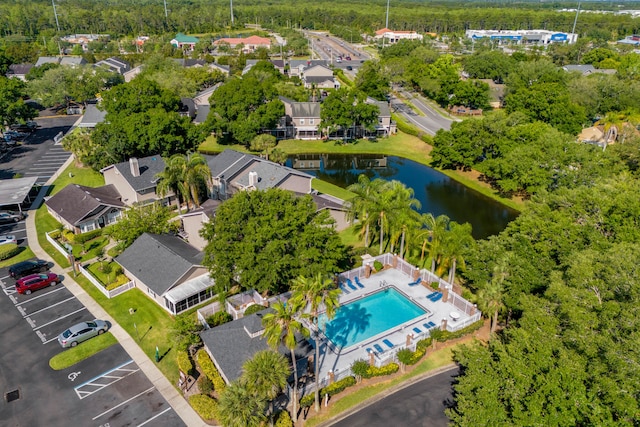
[
  {"xmin": 374, "ymin": 28, "xmax": 423, "ymax": 44},
  {"xmin": 465, "ymin": 29, "xmax": 578, "ymax": 45}
]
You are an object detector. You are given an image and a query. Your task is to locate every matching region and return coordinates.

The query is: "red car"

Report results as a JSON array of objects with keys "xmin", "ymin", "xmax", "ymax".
[{"xmin": 15, "ymin": 273, "xmax": 59, "ymax": 295}]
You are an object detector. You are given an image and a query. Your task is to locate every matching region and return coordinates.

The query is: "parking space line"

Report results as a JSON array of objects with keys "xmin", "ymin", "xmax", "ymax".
[
  {"xmin": 136, "ymin": 407, "xmax": 172, "ymax": 427},
  {"xmin": 22, "ymin": 296, "xmax": 76, "ymax": 317},
  {"xmin": 42, "ymin": 334, "xmax": 60, "ymax": 345},
  {"xmin": 91, "ymin": 386, "xmax": 155, "ymax": 420},
  {"xmin": 76, "ymin": 360, "xmax": 140, "ymax": 400},
  {"xmin": 32, "ymin": 307, "xmax": 87, "ymax": 330},
  {"xmin": 15, "ymin": 286, "xmax": 66, "ymax": 305}
]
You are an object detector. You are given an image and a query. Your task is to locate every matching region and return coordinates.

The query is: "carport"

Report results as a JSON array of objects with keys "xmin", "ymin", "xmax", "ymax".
[{"xmin": 0, "ymin": 177, "xmax": 39, "ymax": 212}]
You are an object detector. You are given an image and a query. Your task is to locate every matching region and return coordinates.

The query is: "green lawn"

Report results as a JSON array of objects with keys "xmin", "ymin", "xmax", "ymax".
[
  {"xmin": 312, "ymin": 179, "xmax": 355, "ymax": 201},
  {"xmin": 48, "ymin": 162, "xmax": 105, "ymax": 196},
  {"xmin": 49, "ymin": 332, "xmax": 118, "ymax": 370},
  {"xmin": 0, "ymin": 247, "xmax": 36, "ymax": 268}
]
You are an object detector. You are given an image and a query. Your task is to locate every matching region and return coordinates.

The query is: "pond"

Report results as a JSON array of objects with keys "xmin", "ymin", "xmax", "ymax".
[{"xmin": 286, "ymin": 154, "xmax": 519, "ymax": 239}]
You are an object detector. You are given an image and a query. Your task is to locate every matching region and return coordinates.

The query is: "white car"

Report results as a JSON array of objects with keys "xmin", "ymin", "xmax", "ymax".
[
  {"xmin": 0, "ymin": 235, "xmax": 16, "ymax": 245},
  {"xmin": 58, "ymin": 320, "xmax": 109, "ymax": 348}
]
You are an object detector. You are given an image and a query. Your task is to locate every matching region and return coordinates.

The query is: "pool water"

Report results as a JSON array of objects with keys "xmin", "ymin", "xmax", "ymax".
[{"xmin": 318, "ymin": 288, "xmax": 426, "ymax": 348}]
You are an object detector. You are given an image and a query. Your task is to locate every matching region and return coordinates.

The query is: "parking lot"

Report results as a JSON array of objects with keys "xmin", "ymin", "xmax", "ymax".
[
  {"xmin": 0, "ymin": 214, "xmax": 27, "ymax": 249},
  {"xmin": 0, "ymin": 264, "xmax": 184, "ymax": 427}
]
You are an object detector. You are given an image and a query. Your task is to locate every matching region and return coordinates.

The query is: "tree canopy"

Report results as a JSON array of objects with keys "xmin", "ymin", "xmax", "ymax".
[{"xmin": 201, "ymin": 188, "xmax": 349, "ymax": 295}]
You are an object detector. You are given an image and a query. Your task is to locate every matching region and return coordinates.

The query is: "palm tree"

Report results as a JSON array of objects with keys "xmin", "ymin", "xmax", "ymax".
[
  {"xmin": 242, "ymin": 349, "xmax": 290, "ymax": 426},
  {"xmin": 415, "ymin": 213, "xmax": 450, "ymax": 271},
  {"xmin": 262, "ymin": 300, "xmax": 310, "ymax": 423},
  {"xmin": 386, "ymin": 185, "xmax": 421, "ymax": 256},
  {"xmin": 290, "ymin": 273, "xmax": 341, "ymax": 413},
  {"xmin": 439, "ymin": 222, "xmax": 474, "ymax": 284},
  {"xmin": 216, "ymin": 380, "xmax": 267, "ymax": 427},
  {"xmin": 346, "ymin": 175, "xmax": 382, "ymax": 247},
  {"xmin": 155, "ymin": 152, "xmax": 212, "ymax": 211},
  {"xmin": 477, "ymin": 255, "xmax": 510, "ymax": 333}
]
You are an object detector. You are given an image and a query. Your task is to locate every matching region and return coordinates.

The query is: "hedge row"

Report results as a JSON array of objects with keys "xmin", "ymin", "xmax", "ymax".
[
  {"xmin": 300, "ymin": 376, "xmax": 357, "ymax": 408},
  {"xmin": 429, "ymin": 320, "xmax": 483, "ymax": 342},
  {"xmin": 392, "ymin": 113, "xmax": 433, "ymax": 144},
  {"xmin": 73, "ymin": 228, "xmax": 103, "ymax": 244},
  {"xmin": 176, "ymin": 350, "xmax": 193, "ymax": 376},
  {"xmin": 105, "ymin": 273, "xmax": 129, "ymax": 291},
  {"xmin": 197, "ymin": 349, "xmax": 226, "ymax": 393},
  {"xmin": 189, "ymin": 394, "xmax": 218, "ymax": 421},
  {"xmin": 0, "ymin": 244, "xmax": 20, "ymax": 260}
]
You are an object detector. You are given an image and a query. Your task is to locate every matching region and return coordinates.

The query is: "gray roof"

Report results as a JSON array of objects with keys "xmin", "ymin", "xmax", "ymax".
[
  {"xmin": 172, "ymin": 58, "xmax": 207, "ymax": 68},
  {"xmin": 563, "ymin": 64, "xmax": 595, "ymax": 73},
  {"xmin": 210, "ymin": 63, "xmax": 230, "ymax": 74},
  {"xmin": 289, "ymin": 59, "xmax": 328, "ymax": 69},
  {"xmin": 59, "ymin": 56, "xmax": 86, "ymax": 66},
  {"xmin": 95, "ymin": 57, "xmax": 130, "ymax": 74},
  {"xmin": 102, "ymin": 155, "xmax": 166, "ymax": 192},
  {"xmin": 270, "ymin": 59, "xmax": 285, "ymax": 68},
  {"xmin": 0, "ymin": 177, "xmax": 39, "ymax": 208},
  {"xmin": 115, "ymin": 233, "xmax": 204, "ymax": 295},
  {"xmin": 200, "ymin": 309, "xmax": 313, "ymax": 383},
  {"xmin": 7, "ymin": 63, "xmax": 33, "ymax": 77},
  {"xmin": 304, "ymin": 75, "xmax": 334, "ymax": 84},
  {"xmin": 79, "ymin": 104, "xmax": 107, "ymax": 128},
  {"xmin": 206, "ymin": 149, "xmax": 312, "ymax": 189},
  {"xmin": 194, "ymin": 105, "xmax": 210, "ymax": 124},
  {"xmin": 373, "ymin": 101, "xmax": 389, "ymax": 117},
  {"xmin": 35, "ymin": 57, "xmax": 60, "ymax": 67},
  {"xmin": 45, "ymin": 184, "xmax": 124, "ymax": 226},
  {"xmin": 309, "ymin": 193, "xmax": 345, "ymax": 211},
  {"xmin": 290, "ymin": 102, "xmax": 320, "ymax": 118}
]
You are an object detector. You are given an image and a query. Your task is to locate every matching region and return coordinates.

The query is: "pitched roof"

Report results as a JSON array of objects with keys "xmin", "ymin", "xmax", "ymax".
[
  {"xmin": 304, "ymin": 75, "xmax": 335, "ymax": 84},
  {"xmin": 172, "ymin": 33, "xmax": 199, "ymax": 44},
  {"xmin": 270, "ymin": 59, "xmax": 285, "ymax": 68},
  {"xmin": 45, "ymin": 184, "xmax": 124, "ymax": 226},
  {"xmin": 194, "ymin": 105, "xmax": 210, "ymax": 124},
  {"xmin": 289, "ymin": 59, "xmax": 328, "ymax": 69},
  {"xmin": 115, "ymin": 233, "xmax": 204, "ymax": 295},
  {"xmin": 79, "ymin": 103, "xmax": 107, "ymax": 128},
  {"xmin": 35, "ymin": 57, "xmax": 60, "ymax": 67},
  {"xmin": 376, "ymin": 28, "xmax": 392, "ymax": 35},
  {"xmin": 95, "ymin": 57, "xmax": 130, "ymax": 74},
  {"xmin": 7, "ymin": 63, "xmax": 33, "ymax": 76},
  {"xmin": 243, "ymin": 35, "xmax": 271, "ymax": 45},
  {"xmin": 102, "ymin": 155, "xmax": 166, "ymax": 192},
  {"xmin": 200, "ymin": 309, "xmax": 313, "ymax": 383},
  {"xmin": 563, "ymin": 64, "xmax": 595, "ymax": 73},
  {"xmin": 59, "ymin": 57, "xmax": 86, "ymax": 66},
  {"xmin": 290, "ymin": 102, "xmax": 320, "ymax": 118}
]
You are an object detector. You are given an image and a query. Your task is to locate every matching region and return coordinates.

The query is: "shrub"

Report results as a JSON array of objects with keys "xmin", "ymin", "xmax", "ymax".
[
  {"xmin": 362, "ymin": 362, "xmax": 399, "ymax": 379},
  {"xmin": 189, "ymin": 394, "xmax": 218, "ymax": 420},
  {"xmin": 176, "ymin": 350, "xmax": 193, "ymax": 376},
  {"xmin": 197, "ymin": 349, "xmax": 227, "ymax": 394},
  {"xmin": 48, "ymin": 230, "xmax": 61, "ymax": 240},
  {"xmin": 105, "ymin": 274, "xmax": 131, "ymax": 290},
  {"xmin": 393, "ymin": 113, "xmax": 419, "ymax": 136},
  {"xmin": 274, "ymin": 410, "xmax": 293, "ymax": 427},
  {"xmin": 396, "ymin": 348, "xmax": 413, "ymax": 365},
  {"xmin": 351, "ymin": 359, "xmax": 370, "ymax": 381},
  {"xmin": 373, "ymin": 260, "xmax": 383, "ymax": 271},
  {"xmin": 243, "ymin": 303, "xmax": 267, "ymax": 316},
  {"xmin": 62, "ymin": 230, "xmax": 75, "ymax": 243},
  {"xmin": 0, "ymin": 244, "xmax": 20, "ymax": 260},
  {"xmin": 299, "ymin": 376, "xmax": 357, "ymax": 408},
  {"xmin": 416, "ymin": 337, "xmax": 432, "ymax": 352},
  {"xmin": 198, "ymin": 375, "xmax": 214, "ymax": 395},
  {"xmin": 206, "ymin": 311, "xmax": 232, "ymax": 327},
  {"xmin": 74, "ymin": 228, "xmax": 103, "ymax": 244},
  {"xmin": 432, "ymin": 320, "xmax": 483, "ymax": 341}
]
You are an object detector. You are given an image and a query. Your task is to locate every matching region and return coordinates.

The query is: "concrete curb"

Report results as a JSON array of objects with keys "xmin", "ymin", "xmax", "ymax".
[
  {"xmin": 315, "ymin": 364, "xmax": 458, "ymax": 427},
  {"xmin": 25, "ymin": 165, "xmax": 207, "ymax": 427}
]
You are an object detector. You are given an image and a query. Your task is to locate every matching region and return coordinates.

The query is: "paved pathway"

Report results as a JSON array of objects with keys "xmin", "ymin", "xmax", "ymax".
[{"xmin": 26, "ymin": 156, "xmax": 207, "ymax": 427}]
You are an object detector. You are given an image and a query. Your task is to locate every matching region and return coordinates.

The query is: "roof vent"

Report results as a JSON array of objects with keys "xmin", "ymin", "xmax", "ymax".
[
  {"xmin": 5, "ymin": 389, "xmax": 20, "ymax": 402},
  {"xmin": 129, "ymin": 158, "xmax": 140, "ymax": 177},
  {"xmin": 248, "ymin": 171, "xmax": 258, "ymax": 187}
]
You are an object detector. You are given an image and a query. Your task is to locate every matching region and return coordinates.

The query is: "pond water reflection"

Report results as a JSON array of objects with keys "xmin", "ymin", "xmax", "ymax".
[{"xmin": 287, "ymin": 154, "xmax": 518, "ymax": 239}]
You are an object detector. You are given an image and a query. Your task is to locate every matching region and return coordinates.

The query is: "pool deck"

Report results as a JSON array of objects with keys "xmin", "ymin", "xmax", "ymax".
[{"xmin": 309, "ymin": 267, "xmax": 473, "ymax": 390}]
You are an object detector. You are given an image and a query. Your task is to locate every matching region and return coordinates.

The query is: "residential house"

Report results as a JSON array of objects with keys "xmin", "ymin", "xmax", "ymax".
[
  {"xmin": 45, "ymin": 184, "xmax": 125, "ymax": 233},
  {"xmin": 60, "ymin": 34, "xmax": 109, "ymax": 51},
  {"xmin": 177, "ymin": 199, "xmax": 221, "ymax": 250},
  {"xmin": 302, "ymin": 64, "xmax": 338, "ymax": 89},
  {"xmin": 35, "ymin": 56, "xmax": 87, "ymax": 67},
  {"xmin": 192, "ymin": 84, "xmax": 222, "ymax": 125},
  {"xmin": 101, "ymin": 155, "xmax": 176, "ymax": 206},
  {"xmin": 242, "ymin": 59, "xmax": 260, "ymax": 75},
  {"xmin": 210, "ymin": 63, "xmax": 230, "ymax": 75},
  {"xmin": 617, "ymin": 35, "xmax": 640, "ymax": 46},
  {"xmin": 200, "ymin": 309, "xmax": 313, "ymax": 384},
  {"xmin": 207, "ymin": 149, "xmax": 313, "ymax": 200},
  {"xmin": 270, "ymin": 59, "xmax": 286, "ymax": 75},
  {"xmin": 288, "ymin": 59, "xmax": 328, "ymax": 78},
  {"xmin": 562, "ymin": 64, "xmax": 617, "ymax": 76},
  {"xmin": 280, "ymin": 97, "xmax": 321, "ymax": 139},
  {"xmin": 115, "ymin": 233, "xmax": 215, "ymax": 314},
  {"xmin": 95, "ymin": 57, "xmax": 131, "ymax": 74},
  {"xmin": 366, "ymin": 98, "xmax": 396, "ymax": 137},
  {"xmin": 374, "ymin": 28, "xmax": 424, "ymax": 43},
  {"xmin": 171, "ymin": 33, "xmax": 199, "ymax": 51},
  {"xmin": 213, "ymin": 35, "xmax": 271, "ymax": 53},
  {"xmin": 123, "ymin": 65, "xmax": 144, "ymax": 82},
  {"xmin": 309, "ymin": 193, "xmax": 349, "ymax": 231},
  {"xmin": 78, "ymin": 103, "xmax": 107, "ymax": 128},
  {"xmin": 179, "ymin": 98, "xmax": 196, "ymax": 119},
  {"xmin": 478, "ymin": 79, "xmax": 505, "ymax": 109},
  {"xmin": 5, "ymin": 64, "xmax": 33, "ymax": 81}
]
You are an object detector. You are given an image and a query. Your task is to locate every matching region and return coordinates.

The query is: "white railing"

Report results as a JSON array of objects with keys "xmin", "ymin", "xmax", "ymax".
[
  {"xmin": 46, "ymin": 231, "xmax": 68, "ymax": 257},
  {"xmin": 77, "ymin": 263, "xmax": 135, "ymax": 299},
  {"xmin": 108, "ymin": 281, "xmax": 135, "ymax": 298}
]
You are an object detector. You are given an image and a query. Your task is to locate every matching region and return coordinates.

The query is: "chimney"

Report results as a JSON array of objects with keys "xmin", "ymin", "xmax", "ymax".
[
  {"xmin": 129, "ymin": 158, "xmax": 140, "ymax": 177},
  {"xmin": 248, "ymin": 171, "xmax": 258, "ymax": 187}
]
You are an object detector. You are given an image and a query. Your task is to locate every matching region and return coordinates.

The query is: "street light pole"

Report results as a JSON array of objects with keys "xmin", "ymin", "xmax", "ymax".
[{"xmin": 52, "ymin": 0, "xmax": 60, "ymax": 32}]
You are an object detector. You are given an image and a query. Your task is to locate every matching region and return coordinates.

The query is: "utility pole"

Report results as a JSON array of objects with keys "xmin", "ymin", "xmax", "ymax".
[
  {"xmin": 52, "ymin": 0, "xmax": 60, "ymax": 32},
  {"xmin": 572, "ymin": 1, "xmax": 581, "ymax": 35},
  {"xmin": 163, "ymin": 0, "xmax": 168, "ymax": 19},
  {"xmin": 230, "ymin": 0, "xmax": 234, "ymax": 25},
  {"xmin": 385, "ymin": 0, "xmax": 390, "ymax": 29}
]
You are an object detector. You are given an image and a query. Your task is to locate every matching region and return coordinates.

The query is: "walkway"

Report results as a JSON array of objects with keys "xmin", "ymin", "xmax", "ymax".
[{"xmin": 25, "ymin": 156, "xmax": 207, "ymax": 427}]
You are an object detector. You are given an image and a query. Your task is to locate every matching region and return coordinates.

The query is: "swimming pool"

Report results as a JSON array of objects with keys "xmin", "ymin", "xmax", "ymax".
[{"xmin": 318, "ymin": 288, "xmax": 426, "ymax": 348}]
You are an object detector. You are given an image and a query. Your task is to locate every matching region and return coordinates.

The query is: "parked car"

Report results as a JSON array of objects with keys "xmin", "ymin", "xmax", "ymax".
[
  {"xmin": 345, "ymin": 56, "xmax": 352, "ymax": 61},
  {"xmin": 58, "ymin": 320, "xmax": 108, "ymax": 348},
  {"xmin": 10, "ymin": 122, "xmax": 37, "ymax": 133},
  {"xmin": 0, "ymin": 235, "xmax": 17, "ymax": 245},
  {"xmin": 0, "ymin": 210, "xmax": 24, "ymax": 224},
  {"xmin": 346, "ymin": 66, "xmax": 353, "ymax": 71},
  {"xmin": 15, "ymin": 272, "xmax": 59, "ymax": 294},
  {"xmin": 8, "ymin": 259, "xmax": 49, "ymax": 278}
]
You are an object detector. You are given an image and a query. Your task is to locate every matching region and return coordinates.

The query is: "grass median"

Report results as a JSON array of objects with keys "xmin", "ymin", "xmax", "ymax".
[{"xmin": 49, "ymin": 332, "xmax": 118, "ymax": 370}]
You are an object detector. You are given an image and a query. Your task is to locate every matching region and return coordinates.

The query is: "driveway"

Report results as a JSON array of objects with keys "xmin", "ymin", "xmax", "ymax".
[{"xmin": 328, "ymin": 366, "xmax": 458, "ymax": 427}]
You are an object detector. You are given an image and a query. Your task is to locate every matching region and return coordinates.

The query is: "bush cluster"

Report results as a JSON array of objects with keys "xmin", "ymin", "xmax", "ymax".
[
  {"xmin": 430, "ymin": 320, "xmax": 483, "ymax": 342},
  {"xmin": 299, "ymin": 376, "xmax": 357, "ymax": 408},
  {"xmin": 274, "ymin": 410, "xmax": 293, "ymax": 427},
  {"xmin": 366, "ymin": 362, "xmax": 399, "ymax": 378},
  {"xmin": 243, "ymin": 303, "xmax": 267, "ymax": 316},
  {"xmin": 197, "ymin": 349, "xmax": 226, "ymax": 394},
  {"xmin": 188, "ymin": 394, "xmax": 218, "ymax": 420},
  {"xmin": 373, "ymin": 260, "xmax": 384, "ymax": 271},
  {"xmin": 198, "ymin": 375, "xmax": 214, "ymax": 395},
  {"xmin": 0, "ymin": 244, "xmax": 20, "ymax": 260},
  {"xmin": 206, "ymin": 311, "xmax": 232, "ymax": 327},
  {"xmin": 176, "ymin": 350, "xmax": 193, "ymax": 376}
]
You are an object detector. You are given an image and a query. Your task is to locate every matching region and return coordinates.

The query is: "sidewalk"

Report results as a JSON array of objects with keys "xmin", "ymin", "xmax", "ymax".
[{"xmin": 26, "ymin": 168, "xmax": 207, "ymax": 427}]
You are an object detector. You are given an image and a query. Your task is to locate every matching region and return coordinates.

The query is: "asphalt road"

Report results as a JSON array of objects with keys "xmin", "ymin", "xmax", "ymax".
[
  {"xmin": 391, "ymin": 90, "xmax": 456, "ymax": 136},
  {"xmin": 328, "ymin": 366, "xmax": 458, "ymax": 427}
]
